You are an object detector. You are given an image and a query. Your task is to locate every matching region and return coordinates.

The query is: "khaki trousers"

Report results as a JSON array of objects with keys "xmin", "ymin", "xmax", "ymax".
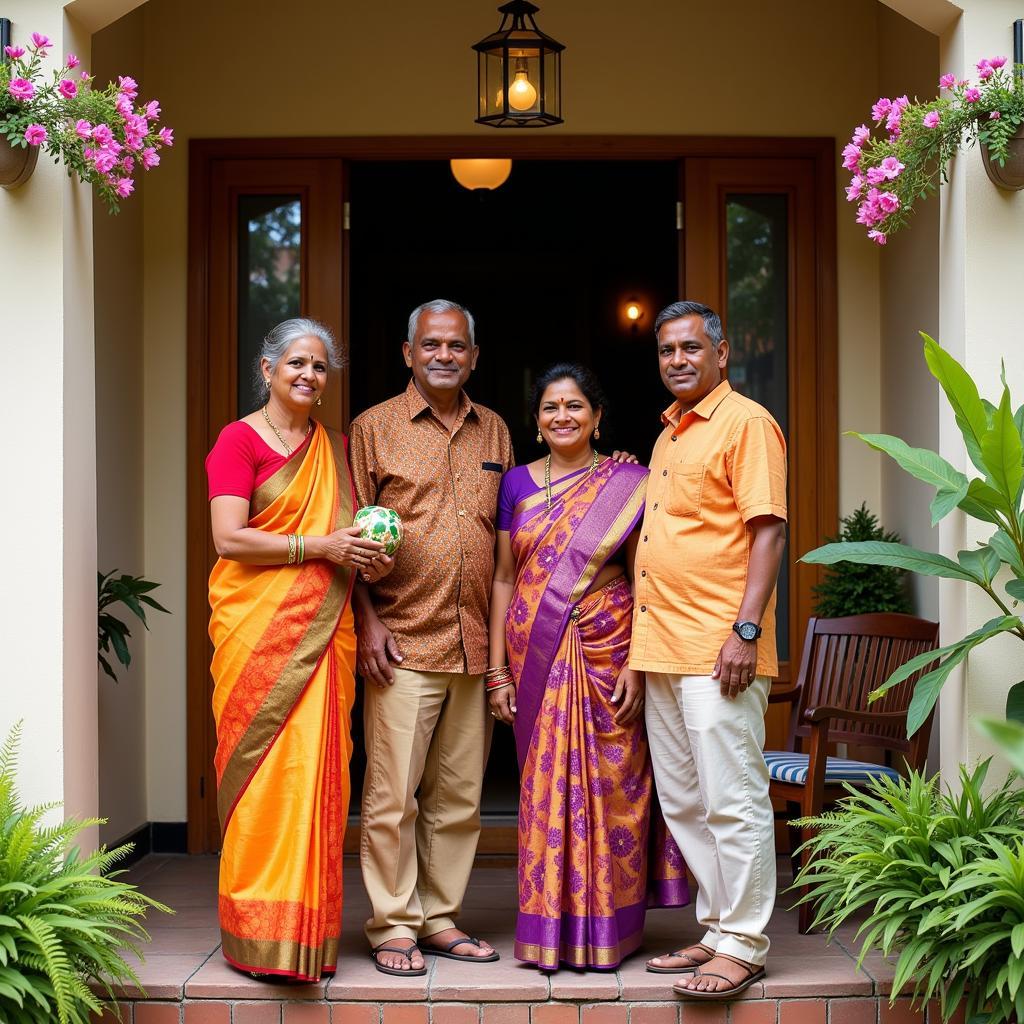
[
  {"xmin": 645, "ymin": 672, "xmax": 775, "ymax": 965},
  {"xmin": 360, "ymin": 668, "xmax": 490, "ymax": 947}
]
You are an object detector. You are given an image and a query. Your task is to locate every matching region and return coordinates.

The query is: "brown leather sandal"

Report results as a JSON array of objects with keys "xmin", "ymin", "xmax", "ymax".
[
  {"xmin": 645, "ymin": 942, "xmax": 716, "ymax": 974},
  {"xmin": 672, "ymin": 954, "xmax": 765, "ymax": 999}
]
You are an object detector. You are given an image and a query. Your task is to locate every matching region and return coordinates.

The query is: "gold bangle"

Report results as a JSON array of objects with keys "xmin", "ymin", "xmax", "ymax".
[{"xmin": 287, "ymin": 533, "xmax": 296, "ymax": 565}]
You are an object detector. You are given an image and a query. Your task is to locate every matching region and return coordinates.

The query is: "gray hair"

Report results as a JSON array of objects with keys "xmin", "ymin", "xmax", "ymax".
[
  {"xmin": 254, "ymin": 317, "xmax": 343, "ymax": 398},
  {"xmin": 407, "ymin": 299, "xmax": 476, "ymax": 347},
  {"xmin": 654, "ymin": 300, "xmax": 724, "ymax": 345}
]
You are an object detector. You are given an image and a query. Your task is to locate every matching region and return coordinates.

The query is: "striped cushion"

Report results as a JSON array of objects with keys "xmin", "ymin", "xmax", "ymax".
[{"xmin": 763, "ymin": 750, "xmax": 901, "ymax": 786}]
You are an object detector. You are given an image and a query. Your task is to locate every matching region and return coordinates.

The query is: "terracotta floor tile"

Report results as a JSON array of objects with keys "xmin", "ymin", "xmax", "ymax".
[
  {"xmin": 283, "ymin": 1006, "xmax": 332, "ymax": 1023},
  {"xmin": 778, "ymin": 1000, "xmax": 826, "ymax": 1024},
  {"xmin": 548, "ymin": 969, "xmax": 619, "ymax": 1002},
  {"xmin": 760, "ymin": 956, "xmax": 870, "ymax": 998},
  {"xmin": 183, "ymin": 1004, "xmax": 231, "ymax": 1024},
  {"xmin": 428, "ymin": 1004, "xmax": 480, "ymax": 1023},
  {"xmin": 134, "ymin": 1004, "xmax": 184, "ymax": 1024},
  {"xmin": 232, "ymin": 1003, "xmax": 283, "ymax": 1023},
  {"xmin": 628, "ymin": 1006, "xmax": 679, "ymax": 1024},
  {"xmin": 730, "ymin": 1000, "xmax": 777, "ymax": 1024},
  {"xmin": 185, "ymin": 955, "xmax": 328, "ymax": 1000},
  {"xmin": 481, "ymin": 1005, "xmax": 531, "ymax": 1024},
  {"xmin": 828, "ymin": 1000, "xmax": 878, "ymax": 1024}
]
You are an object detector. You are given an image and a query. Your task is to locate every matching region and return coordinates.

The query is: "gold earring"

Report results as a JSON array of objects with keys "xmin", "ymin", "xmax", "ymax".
[
  {"xmin": 316, "ymin": 397, "xmax": 323, "ymax": 406},
  {"xmin": 536, "ymin": 431, "xmax": 543, "ymax": 444},
  {"xmin": 594, "ymin": 426, "xmax": 601, "ymax": 440}
]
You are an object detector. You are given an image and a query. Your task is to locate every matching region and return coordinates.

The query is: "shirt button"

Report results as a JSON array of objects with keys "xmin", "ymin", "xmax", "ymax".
[
  {"xmin": 458, "ymin": 510, "xmax": 466, "ymax": 517},
  {"xmin": 640, "ymin": 605, "xmax": 647, "ymax": 612},
  {"xmin": 671, "ymin": 436, "xmax": 678, "ymax": 441},
  {"xmin": 662, "ymin": 469, "xmax": 668, "ymax": 476},
  {"xmin": 641, "ymin": 570, "xmax": 647, "ymax": 577},
  {"xmin": 643, "ymin": 535, "xmax": 648, "ymax": 542},
  {"xmin": 653, "ymin": 503, "xmax": 659, "ymax": 510}
]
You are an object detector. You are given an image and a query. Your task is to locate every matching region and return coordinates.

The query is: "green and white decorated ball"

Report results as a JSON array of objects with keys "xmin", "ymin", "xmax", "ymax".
[{"xmin": 354, "ymin": 505, "xmax": 404, "ymax": 556}]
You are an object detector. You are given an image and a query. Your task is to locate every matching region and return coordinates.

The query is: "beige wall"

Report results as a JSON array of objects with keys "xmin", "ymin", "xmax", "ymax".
[
  {"xmin": 92, "ymin": 7, "xmax": 148, "ymax": 845},
  {"xmin": 877, "ymin": 6, "xmax": 940, "ymax": 622},
  {"xmin": 87, "ymin": 0, "xmax": 941, "ymax": 820}
]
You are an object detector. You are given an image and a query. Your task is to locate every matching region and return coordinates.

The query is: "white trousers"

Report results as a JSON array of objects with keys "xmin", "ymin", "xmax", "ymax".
[{"xmin": 645, "ymin": 672, "xmax": 775, "ymax": 965}]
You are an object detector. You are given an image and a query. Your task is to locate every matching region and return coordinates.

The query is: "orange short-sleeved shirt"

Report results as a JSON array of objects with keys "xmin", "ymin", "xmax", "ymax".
[{"xmin": 629, "ymin": 380, "xmax": 788, "ymax": 677}]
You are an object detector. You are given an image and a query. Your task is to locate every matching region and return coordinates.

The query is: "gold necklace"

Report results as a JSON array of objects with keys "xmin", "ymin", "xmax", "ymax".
[
  {"xmin": 262, "ymin": 405, "xmax": 310, "ymax": 456},
  {"xmin": 545, "ymin": 450, "xmax": 600, "ymax": 510}
]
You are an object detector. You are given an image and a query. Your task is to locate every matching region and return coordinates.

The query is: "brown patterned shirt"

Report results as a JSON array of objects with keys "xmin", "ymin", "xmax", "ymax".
[{"xmin": 348, "ymin": 380, "xmax": 514, "ymax": 673}]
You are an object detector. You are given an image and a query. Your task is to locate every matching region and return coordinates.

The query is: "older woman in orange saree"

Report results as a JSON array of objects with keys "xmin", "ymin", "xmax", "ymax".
[
  {"xmin": 207, "ymin": 318, "xmax": 389, "ymax": 981},
  {"xmin": 488, "ymin": 364, "xmax": 689, "ymax": 972}
]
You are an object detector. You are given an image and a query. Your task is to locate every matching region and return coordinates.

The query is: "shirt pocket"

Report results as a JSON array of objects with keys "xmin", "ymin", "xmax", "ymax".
[
  {"xmin": 666, "ymin": 463, "xmax": 706, "ymax": 518},
  {"xmin": 477, "ymin": 462, "xmax": 503, "ymax": 518}
]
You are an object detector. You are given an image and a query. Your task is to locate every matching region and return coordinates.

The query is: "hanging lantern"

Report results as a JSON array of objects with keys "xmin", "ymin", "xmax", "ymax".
[
  {"xmin": 450, "ymin": 159, "xmax": 513, "ymax": 191},
  {"xmin": 473, "ymin": 0, "xmax": 564, "ymax": 128}
]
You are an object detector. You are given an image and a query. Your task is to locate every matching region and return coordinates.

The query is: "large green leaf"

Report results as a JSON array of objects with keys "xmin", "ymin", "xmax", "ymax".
[
  {"xmin": 922, "ymin": 333, "xmax": 990, "ymax": 475},
  {"xmin": 849, "ymin": 432, "xmax": 968, "ymax": 524},
  {"xmin": 907, "ymin": 646, "xmax": 975, "ymax": 736},
  {"xmin": 990, "ymin": 528, "xmax": 1024, "ymax": 577},
  {"xmin": 869, "ymin": 615, "xmax": 1020, "ymax": 700},
  {"xmin": 976, "ymin": 717, "xmax": 1024, "ymax": 774},
  {"xmin": 981, "ymin": 385, "xmax": 1024, "ymax": 511},
  {"xmin": 960, "ymin": 478, "xmax": 1012, "ymax": 525},
  {"xmin": 1007, "ymin": 681, "xmax": 1024, "ymax": 725},
  {"xmin": 801, "ymin": 540, "xmax": 982, "ymax": 582},
  {"xmin": 958, "ymin": 545, "xmax": 1002, "ymax": 585},
  {"xmin": 1008, "ymin": 579, "xmax": 1024, "ymax": 601}
]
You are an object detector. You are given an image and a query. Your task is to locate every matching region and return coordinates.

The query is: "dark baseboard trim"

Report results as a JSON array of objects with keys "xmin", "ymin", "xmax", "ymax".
[{"xmin": 112, "ymin": 822, "xmax": 188, "ymax": 867}]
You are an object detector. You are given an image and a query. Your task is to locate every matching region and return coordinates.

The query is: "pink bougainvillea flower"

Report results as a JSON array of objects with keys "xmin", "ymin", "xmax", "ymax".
[
  {"xmin": 93, "ymin": 151, "xmax": 117, "ymax": 174},
  {"xmin": 157, "ymin": 127, "xmax": 174, "ymax": 147},
  {"xmin": 115, "ymin": 177, "xmax": 135, "ymax": 198},
  {"xmin": 965, "ymin": 88, "xmax": 981, "ymax": 102},
  {"xmin": 4, "ymin": 45, "xmax": 26, "ymax": 59},
  {"xmin": 118, "ymin": 75, "xmax": 139, "ymax": 99},
  {"xmin": 140, "ymin": 147, "xmax": 160, "ymax": 170},
  {"xmin": 30, "ymin": 32, "xmax": 52, "ymax": 51},
  {"xmin": 989, "ymin": 56, "xmax": 1008, "ymax": 69},
  {"xmin": 8, "ymin": 78, "xmax": 35, "ymax": 101},
  {"xmin": 842, "ymin": 143, "xmax": 862, "ymax": 171},
  {"xmin": 871, "ymin": 97, "xmax": 892, "ymax": 122},
  {"xmin": 144, "ymin": 100, "xmax": 161, "ymax": 121},
  {"xmin": 115, "ymin": 94, "xmax": 133, "ymax": 118},
  {"xmin": 868, "ymin": 230, "xmax": 887, "ymax": 246},
  {"xmin": 59, "ymin": 79, "xmax": 78, "ymax": 100},
  {"xmin": 923, "ymin": 110, "xmax": 941, "ymax": 128},
  {"xmin": 80, "ymin": 70, "xmax": 90, "ymax": 80},
  {"xmin": 939, "ymin": 73, "xmax": 956, "ymax": 89},
  {"xmin": 120, "ymin": 156, "xmax": 135, "ymax": 173},
  {"xmin": 66, "ymin": 53, "xmax": 80, "ymax": 69},
  {"xmin": 91, "ymin": 123, "xmax": 114, "ymax": 147},
  {"xmin": 865, "ymin": 166, "xmax": 886, "ymax": 185},
  {"xmin": 24, "ymin": 124, "xmax": 48, "ymax": 146},
  {"xmin": 878, "ymin": 191, "xmax": 900, "ymax": 213},
  {"xmin": 878, "ymin": 156, "xmax": 905, "ymax": 179},
  {"xmin": 124, "ymin": 133, "xmax": 143, "ymax": 152},
  {"xmin": 125, "ymin": 113, "xmax": 148, "ymax": 136},
  {"xmin": 846, "ymin": 174, "xmax": 865, "ymax": 203},
  {"xmin": 990, "ymin": 110, "xmax": 1002, "ymax": 119},
  {"xmin": 851, "ymin": 124, "xmax": 870, "ymax": 147},
  {"xmin": 75, "ymin": 119, "xmax": 92, "ymax": 140},
  {"xmin": 978, "ymin": 64, "xmax": 994, "ymax": 81}
]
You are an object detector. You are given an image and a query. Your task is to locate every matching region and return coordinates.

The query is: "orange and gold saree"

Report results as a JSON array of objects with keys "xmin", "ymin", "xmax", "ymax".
[{"xmin": 208, "ymin": 423, "xmax": 356, "ymax": 981}]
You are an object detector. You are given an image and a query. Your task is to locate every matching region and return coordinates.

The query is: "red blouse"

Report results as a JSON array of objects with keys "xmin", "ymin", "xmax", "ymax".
[{"xmin": 206, "ymin": 421, "xmax": 294, "ymax": 501}]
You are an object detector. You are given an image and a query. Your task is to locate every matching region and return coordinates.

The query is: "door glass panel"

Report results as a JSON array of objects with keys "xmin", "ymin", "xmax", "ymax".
[
  {"xmin": 237, "ymin": 195, "xmax": 302, "ymax": 415},
  {"xmin": 725, "ymin": 193, "xmax": 789, "ymax": 659}
]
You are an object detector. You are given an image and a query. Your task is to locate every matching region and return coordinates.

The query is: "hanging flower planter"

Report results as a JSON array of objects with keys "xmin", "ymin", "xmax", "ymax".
[
  {"xmin": 1, "ymin": 31, "xmax": 173, "ymax": 212},
  {"xmin": 981, "ymin": 123, "xmax": 1024, "ymax": 190},
  {"xmin": 0, "ymin": 132, "xmax": 37, "ymax": 189},
  {"xmin": 844, "ymin": 56, "xmax": 1024, "ymax": 243}
]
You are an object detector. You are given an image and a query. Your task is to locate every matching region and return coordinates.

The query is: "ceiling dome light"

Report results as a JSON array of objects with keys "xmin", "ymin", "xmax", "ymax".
[{"xmin": 450, "ymin": 158, "xmax": 513, "ymax": 191}]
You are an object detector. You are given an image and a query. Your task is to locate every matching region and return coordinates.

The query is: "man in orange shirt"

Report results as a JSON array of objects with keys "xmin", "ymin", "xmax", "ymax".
[{"xmin": 631, "ymin": 301, "xmax": 787, "ymax": 999}]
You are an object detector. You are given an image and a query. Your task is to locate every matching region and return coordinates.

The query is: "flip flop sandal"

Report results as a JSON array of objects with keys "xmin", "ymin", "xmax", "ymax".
[
  {"xmin": 419, "ymin": 936, "xmax": 500, "ymax": 962},
  {"xmin": 646, "ymin": 943, "xmax": 716, "ymax": 974},
  {"xmin": 672, "ymin": 959, "xmax": 766, "ymax": 1000},
  {"xmin": 370, "ymin": 943, "xmax": 428, "ymax": 977}
]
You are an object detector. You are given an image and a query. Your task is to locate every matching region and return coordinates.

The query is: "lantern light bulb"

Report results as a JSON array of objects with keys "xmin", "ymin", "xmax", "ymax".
[{"xmin": 508, "ymin": 70, "xmax": 538, "ymax": 111}]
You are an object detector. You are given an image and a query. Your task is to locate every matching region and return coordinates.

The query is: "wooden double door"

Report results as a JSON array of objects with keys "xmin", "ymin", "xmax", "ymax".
[{"xmin": 186, "ymin": 138, "xmax": 837, "ymax": 853}]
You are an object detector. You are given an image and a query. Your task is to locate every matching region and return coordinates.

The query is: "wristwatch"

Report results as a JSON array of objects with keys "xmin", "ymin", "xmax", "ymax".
[{"xmin": 732, "ymin": 620, "xmax": 762, "ymax": 642}]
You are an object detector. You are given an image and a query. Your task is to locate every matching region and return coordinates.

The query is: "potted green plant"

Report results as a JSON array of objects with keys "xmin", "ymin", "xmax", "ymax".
[
  {"xmin": 812, "ymin": 503, "xmax": 912, "ymax": 617},
  {"xmin": 844, "ymin": 57, "xmax": 1024, "ymax": 244},
  {"xmin": 0, "ymin": 723, "xmax": 170, "ymax": 1023},
  {"xmin": 793, "ymin": 761, "xmax": 1024, "ymax": 1023},
  {"xmin": 98, "ymin": 570, "xmax": 170, "ymax": 682},
  {"xmin": 1, "ymin": 31, "xmax": 173, "ymax": 209}
]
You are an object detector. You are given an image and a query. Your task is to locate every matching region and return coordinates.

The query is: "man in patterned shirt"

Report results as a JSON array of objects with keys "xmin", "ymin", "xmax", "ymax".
[{"xmin": 349, "ymin": 299, "xmax": 514, "ymax": 975}]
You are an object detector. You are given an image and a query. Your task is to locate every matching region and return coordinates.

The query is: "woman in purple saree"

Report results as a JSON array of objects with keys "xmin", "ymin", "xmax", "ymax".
[{"xmin": 487, "ymin": 364, "xmax": 688, "ymax": 971}]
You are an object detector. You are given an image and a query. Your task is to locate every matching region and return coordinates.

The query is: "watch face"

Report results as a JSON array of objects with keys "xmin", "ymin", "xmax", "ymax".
[{"xmin": 737, "ymin": 622, "xmax": 759, "ymax": 641}]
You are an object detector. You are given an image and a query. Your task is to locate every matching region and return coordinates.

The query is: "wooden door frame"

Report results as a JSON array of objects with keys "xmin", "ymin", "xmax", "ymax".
[{"xmin": 186, "ymin": 135, "xmax": 838, "ymax": 852}]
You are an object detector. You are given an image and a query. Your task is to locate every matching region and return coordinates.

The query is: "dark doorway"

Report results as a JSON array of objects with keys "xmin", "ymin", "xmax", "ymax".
[{"xmin": 347, "ymin": 159, "xmax": 680, "ymax": 813}]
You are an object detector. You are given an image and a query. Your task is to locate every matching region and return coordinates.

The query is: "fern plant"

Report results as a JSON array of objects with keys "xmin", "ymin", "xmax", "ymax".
[
  {"xmin": 792, "ymin": 761, "xmax": 1024, "ymax": 1024},
  {"xmin": 98, "ymin": 570, "xmax": 169, "ymax": 682},
  {"xmin": 811, "ymin": 503, "xmax": 911, "ymax": 617},
  {"xmin": 0, "ymin": 724, "xmax": 170, "ymax": 1023}
]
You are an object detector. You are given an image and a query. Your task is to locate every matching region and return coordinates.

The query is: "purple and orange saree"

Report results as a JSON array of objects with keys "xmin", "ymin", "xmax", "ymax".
[
  {"xmin": 208, "ymin": 423, "xmax": 356, "ymax": 981},
  {"xmin": 506, "ymin": 460, "xmax": 689, "ymax": 971}
]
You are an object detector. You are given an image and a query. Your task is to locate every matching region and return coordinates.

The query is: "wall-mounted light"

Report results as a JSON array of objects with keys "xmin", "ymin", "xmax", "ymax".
[
  {"xmin": 473, "ymin": 0, "xmax": 564, "ymax": 128},
  {"xmin": 622, "ymin": 298, "xmax": 646, "ymax": 333},
  {"xmin": 450, "ymin": 158, "xmax": 513, "ymax": 191}
]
